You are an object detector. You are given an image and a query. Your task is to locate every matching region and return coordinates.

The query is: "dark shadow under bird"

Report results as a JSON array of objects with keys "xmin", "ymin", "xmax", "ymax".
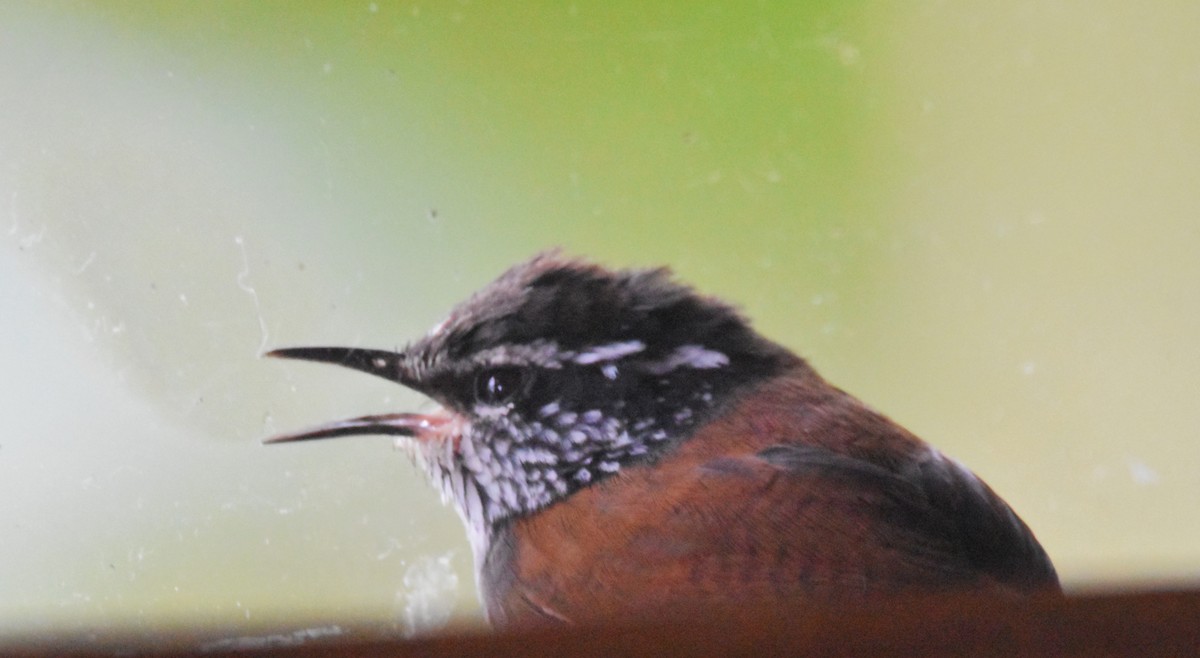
[{"xmin": 265, "ymin": 252, "xmax": 1059, "ymax": 628}]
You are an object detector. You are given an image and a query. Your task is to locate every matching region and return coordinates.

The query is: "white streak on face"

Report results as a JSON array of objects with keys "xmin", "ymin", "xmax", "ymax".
[
  {"xmin": 474, "ymin": 402, "xmax": 514, "ymax": 420},
  {"xmin": 450, "ymin": 470, "xmax": 466, "ymax": 506},
  {"xmin": 473, "ymin": 340, "xmax": 566, "ymax": 369},
  {"xmin": 573, "ymin": 340, "xmax": 646, "ymax": 365},
  {"xmin": 643, "ymin": 344, "xmax": 729, "ymax": 375},
  {"xmin": 465, "ymin": 480, "xmax": 485, "ymax": 533}
]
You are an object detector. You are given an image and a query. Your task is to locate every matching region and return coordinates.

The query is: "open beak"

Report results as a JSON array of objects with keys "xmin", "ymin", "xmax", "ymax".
[{"xmin": 263, "ymin": 346, "xmax": 448, "ymax": 444}]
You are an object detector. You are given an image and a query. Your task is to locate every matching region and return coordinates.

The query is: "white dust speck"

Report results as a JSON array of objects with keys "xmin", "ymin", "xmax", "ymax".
[
  {"xmin": 7, "ymin": 190, "xmax": 18, "ymax": 235},
  {"xmin": 398, "ymin": 554, "xmax": 458, "ymax": 637},
  {"xmin": 815, "ymin": 35, "xmax": 860, "ymax": 66},
  {"xmin": 1020, "ymin": 361, "xmax": 1037, "ymax": 375},
  {"xmin": 18, "ymin": 224, "xmax": 46, "ymax": 250},
  {"xmin": 73, "ymin": 251, "xmax": 97, "ymax": 274},
  {"xmin": 375, "ymin": 537, "xmax": 404, "ymax": 560},
  {"xmin": 235, "ymin": 236, "xmax": 270, "ymax": 355},
  {"xmin": 1127, "ymin": 459, "xmax": 1160, "ymax": 486},
  {"xmin": 200, "ymin": 625, "xmax": 344, "ymax": 652}
]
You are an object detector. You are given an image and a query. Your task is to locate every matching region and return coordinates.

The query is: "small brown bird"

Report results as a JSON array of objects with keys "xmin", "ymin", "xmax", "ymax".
[{"xmin": 265, "ymin": 252, "xmax": 1059, "ymax": 628}]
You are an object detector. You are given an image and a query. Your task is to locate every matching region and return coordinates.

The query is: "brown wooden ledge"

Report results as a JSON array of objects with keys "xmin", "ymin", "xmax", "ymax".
[{"xmin": 3, "ymin": 588, "xmax": 1198, "ymax": 657}]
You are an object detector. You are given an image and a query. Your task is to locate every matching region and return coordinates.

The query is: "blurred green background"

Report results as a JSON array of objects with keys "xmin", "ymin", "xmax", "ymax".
[{"xmin": 1, "ymin": 0, "xmax": 1198, "ymax": 640}]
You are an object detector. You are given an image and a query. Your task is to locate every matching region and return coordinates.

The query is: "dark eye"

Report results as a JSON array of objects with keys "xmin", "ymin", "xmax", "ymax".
[{"xmin": 474, "ymin": 367, "xmax": 526, "ymax": 405}]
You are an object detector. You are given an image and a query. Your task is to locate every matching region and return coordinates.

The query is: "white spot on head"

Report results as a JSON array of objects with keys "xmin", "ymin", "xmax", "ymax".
[
  {"xmin": 573, "ymin": 340, "xmax": 646, "ymax": 365},
  {"xmin": 474, "ymin": 340, "xmax": 566, "ymax": 369},
  {"xmin": 644, "ymin": 344, "xmax": 729, "ymax": 375},
  {"xmin": 373, "ymin": 357, "xmax": 389, "ymax": 369},
  {"xmin": 601, "ymin": 364, "xmax": 618, "ymax": 380},
  {"xmin": 674, "ymin": 344, "xmax": 729, "ymax": 368}
]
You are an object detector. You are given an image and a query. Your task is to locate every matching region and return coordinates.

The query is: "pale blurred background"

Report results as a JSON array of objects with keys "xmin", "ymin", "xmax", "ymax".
[{"xmin": 1, "ymin": 1, "xmax": 1198, "ymax": 640}]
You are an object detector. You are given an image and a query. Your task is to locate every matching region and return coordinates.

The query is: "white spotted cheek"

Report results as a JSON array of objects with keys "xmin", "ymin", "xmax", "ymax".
[
  {"xmin": 474, "ymin": 402, "xmax": 514, "ymax": 421},
  {"xmin": 537, "ymin": 401, "xmax": 561, "ymax": 418}
]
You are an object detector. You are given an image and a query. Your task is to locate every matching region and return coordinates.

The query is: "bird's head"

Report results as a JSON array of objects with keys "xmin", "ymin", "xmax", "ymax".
[{"xmin": 266, "ymin": 252, "xmax": 796, "ymax": 545}]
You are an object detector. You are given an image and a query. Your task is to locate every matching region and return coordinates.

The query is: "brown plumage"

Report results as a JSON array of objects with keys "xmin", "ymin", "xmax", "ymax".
[{"xmin": 266, "ymin": 252, "xmax": 1059, "ymax": 628}]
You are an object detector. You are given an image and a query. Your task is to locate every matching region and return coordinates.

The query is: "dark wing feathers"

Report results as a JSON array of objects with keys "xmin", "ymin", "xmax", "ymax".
[{"xmin": 755, "ymin": 443, "xmax": 1059, "ymax": 592}]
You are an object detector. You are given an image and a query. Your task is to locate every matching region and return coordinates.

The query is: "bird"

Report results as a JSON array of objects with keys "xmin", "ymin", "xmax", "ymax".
[{"xmin": 264, "ymin": 251, "xmax": 1059, "ymax": 629}]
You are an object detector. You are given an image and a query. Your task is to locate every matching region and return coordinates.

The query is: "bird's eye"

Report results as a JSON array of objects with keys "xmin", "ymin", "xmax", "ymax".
[{"xmin": 474, "ymin": 367, "xmax": 526, "ymax": 405}]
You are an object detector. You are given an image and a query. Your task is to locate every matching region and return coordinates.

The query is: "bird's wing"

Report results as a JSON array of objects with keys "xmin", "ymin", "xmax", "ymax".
[
  {"xmin": 488, "ymin": 433, "xmax": 1058, "ymax": 625},
  {"xmin": 740, "ymin": 442, "xmax": 1059, "ymax": 593}
]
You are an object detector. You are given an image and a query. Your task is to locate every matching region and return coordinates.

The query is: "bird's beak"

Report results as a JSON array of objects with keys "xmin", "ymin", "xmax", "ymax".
[{"xmin": 263, "ymin": 346, "xmax": 449, "ymax": 444}]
